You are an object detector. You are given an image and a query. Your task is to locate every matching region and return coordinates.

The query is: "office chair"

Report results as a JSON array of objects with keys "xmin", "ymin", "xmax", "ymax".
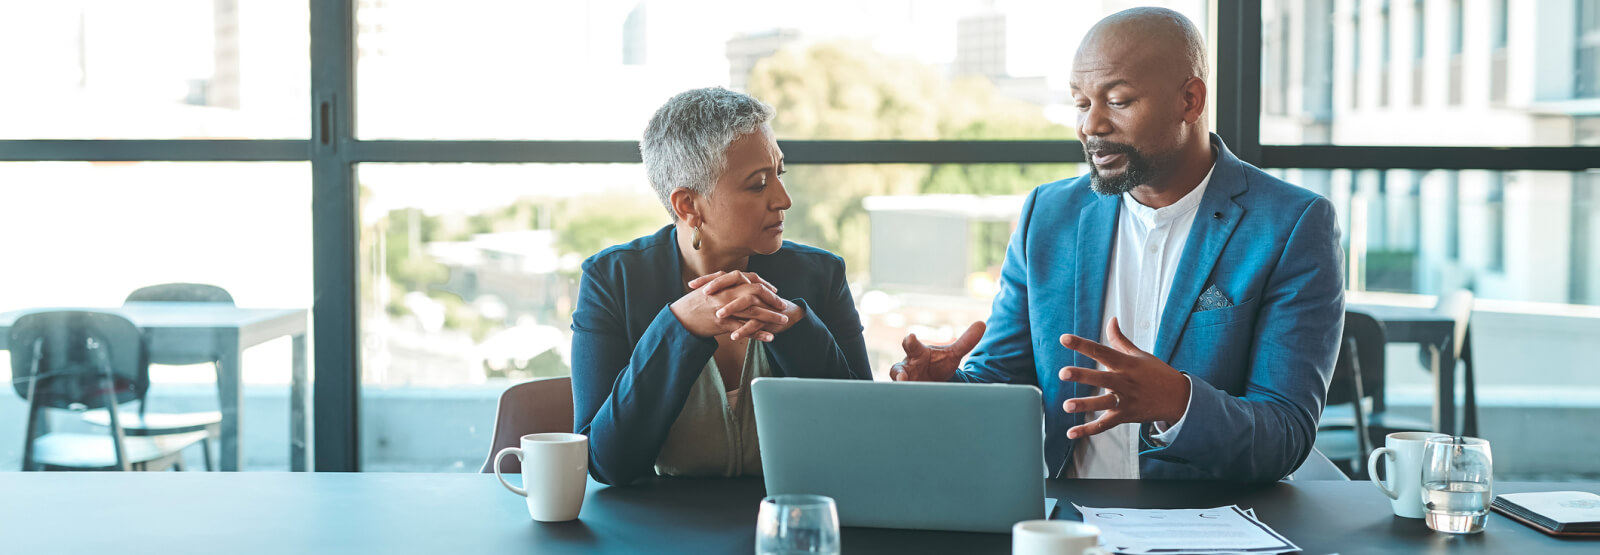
[{"xmin": 480, "ymin": 376, "xmax": 574, "ymax": 474}]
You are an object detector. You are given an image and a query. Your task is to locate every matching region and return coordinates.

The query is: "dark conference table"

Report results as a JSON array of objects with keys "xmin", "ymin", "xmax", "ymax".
[{"xmin": 2, "ymin": 473, "xmax": 1594, "ymax": 554}]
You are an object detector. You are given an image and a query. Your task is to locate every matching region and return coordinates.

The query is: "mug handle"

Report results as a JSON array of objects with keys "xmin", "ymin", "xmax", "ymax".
[
  {"xmin": 494, "ymin": 447, "xmax": 527, "ymax": 497},
  {"xmin": 1367, "ymin": 447, "xmax": 1399, "ymax": 500}
]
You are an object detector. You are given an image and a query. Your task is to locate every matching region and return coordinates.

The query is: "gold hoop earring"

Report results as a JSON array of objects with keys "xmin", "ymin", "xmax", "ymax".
[{"xmin": 691, "ymin": 225, "xmax": 702, "ymax": 250}]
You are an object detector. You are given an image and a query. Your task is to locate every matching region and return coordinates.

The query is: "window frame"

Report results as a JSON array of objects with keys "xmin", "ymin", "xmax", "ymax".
[{"xmin": 2, "ymin": 0, "xmax": 1597, "ymax": 471}]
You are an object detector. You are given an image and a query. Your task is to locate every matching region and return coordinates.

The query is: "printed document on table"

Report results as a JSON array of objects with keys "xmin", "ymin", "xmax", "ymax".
[{"xmin": 1073, "ymin": 504, "xmax": 1299, "ymax": 554}]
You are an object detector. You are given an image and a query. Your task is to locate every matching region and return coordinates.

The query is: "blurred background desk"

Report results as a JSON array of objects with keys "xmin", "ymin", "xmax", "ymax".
[{"xmin": 1349, "ymin": 291, "xmax": 1469, "ymax": 436}]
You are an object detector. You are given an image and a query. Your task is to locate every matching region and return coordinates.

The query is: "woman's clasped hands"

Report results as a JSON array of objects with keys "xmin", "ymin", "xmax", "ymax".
[{"xmin": 670, "ymin": 270, "xmax": 803, "ymax": 342}]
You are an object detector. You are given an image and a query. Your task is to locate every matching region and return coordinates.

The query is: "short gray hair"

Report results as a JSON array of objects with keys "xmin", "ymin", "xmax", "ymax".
[{"xmin": 641, "ymin": 87, "xmax": 775, "ymax": 220}]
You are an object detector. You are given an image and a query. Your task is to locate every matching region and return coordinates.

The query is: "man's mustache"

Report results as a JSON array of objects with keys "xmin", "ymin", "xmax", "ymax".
[{"xmin": 1084, "ymin": 140, "xmax": 1136, "ymax": 156}]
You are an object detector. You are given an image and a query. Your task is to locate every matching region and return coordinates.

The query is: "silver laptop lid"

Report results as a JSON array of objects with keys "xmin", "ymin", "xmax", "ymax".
[{"xmin": 752, "ymin": 378, "xmax": 1045, "ymax": 533}]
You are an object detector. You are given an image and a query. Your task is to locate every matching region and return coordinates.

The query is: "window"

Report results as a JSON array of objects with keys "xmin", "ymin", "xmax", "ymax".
[
  {"xmin": 0, "ymin": 162, "xmax": 313, "ymax": 471},
  {"xmin": 356, "ymin": 164, "xmax": 652, "ymax": 470},
  {"xmin": 1264, "ymin": 7, "xmax": 1288, "ymax": 115},
  {"xmin": 1485, "ymin": 171, "xmax": 1506, "ymax": 272},
  {"xmin": 349, "ymin": 0, "xmax": 1214, "ymax": 141},
  {"xmin": 1494, "ymin": 0, "xmax": 1510, "ymax": 48},
  {"xmin": 1351, "ymin": 0, "xmax": 1363, "ymax": 109},
  {"xmin": 1266, "ymin": 0, "xmax": 1593, "ymax": 145},
  {"xmin": 1379, "ymin": 0, "xmax": 1392, "ymax": 107},
  {"xmin": 0, "ymin": 1, "xmax": 309, "ymax": 139},
  {"xmin": 1445, "ymin": 170, "xmax": 1461, "ymax": 260},
  {"xmin": 1281, "ymin": 170, "xmax": 1598, "ymax": 463},
  {"xmin": 1412, "ymin": 0, "xmax": 1427, "ymax": 61},
  {"xmin": 1580, "ymin": 0, "xmax": 1600, "ymax": 98},
  {"xmin": 6, "ymin": 0, "xmax": 1597, "ymax": 480},
  {"xmin": 1490, "ymin": 0, "xmax": 1509, "ymax": 104},
  {"xmin": 349, "ymin": 0, "xmax": 1204, "ymax": 471},
  {"xmin": 1574, "ymin": 173, "xmax": 1600, "ymax": 304},
  {"xmin": 1448, "ymin": 0, "xmax": 1464, "ymax": 105},
  {"xmin": 1412, "ymin": 0, "xmax": 1425, "ymax": 106},
  {"xmin": 1291, "ymin": 168, "xmax": 1590, "ymax": 306},
  {"xmin": 355, "ymin": 162, "xmax": 1075, "ymax": 470}
]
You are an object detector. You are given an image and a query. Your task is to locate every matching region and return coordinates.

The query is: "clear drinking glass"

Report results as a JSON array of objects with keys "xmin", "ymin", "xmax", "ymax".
[
  {"xmin": 1421, "ymin": 436, "xmax": 1493, "ymax": 534},
  {"xmin": 756, "ymin": 494, "xmax": 841, "ymax": 555}
]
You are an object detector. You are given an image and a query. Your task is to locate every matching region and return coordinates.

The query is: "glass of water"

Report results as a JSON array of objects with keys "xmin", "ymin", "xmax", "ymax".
[
  {"xmin": 756, "ymin": 494, "xmax": 840, "ymax": 555},
  {"xmin": 1421, "ymin": 436, "xmax": 1493, "ymax": 534}
]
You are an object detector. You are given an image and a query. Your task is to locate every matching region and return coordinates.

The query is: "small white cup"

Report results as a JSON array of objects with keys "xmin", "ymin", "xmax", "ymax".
[
  {"xmin": 494, "ymin": 433, "xmax": 588, "ymax": 522},
  {"xmin": 1368, "ymin": 431, "xmax": 1448, "ymax": 519},
  {"xmin": 1013, "ymin": 520, "xmax": 1110, "ymax": 555}
]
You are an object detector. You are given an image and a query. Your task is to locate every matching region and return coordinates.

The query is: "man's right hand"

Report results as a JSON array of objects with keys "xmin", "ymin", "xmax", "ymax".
[{"xmin": 889, "ymin": 321, "xmax": 986, "ymax": 382}]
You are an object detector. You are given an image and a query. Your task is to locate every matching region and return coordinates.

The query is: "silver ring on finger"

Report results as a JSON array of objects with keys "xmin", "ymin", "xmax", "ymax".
[{"xmin": 1111, "ymin": 392, "xmax": 1121, "ymax": 409}]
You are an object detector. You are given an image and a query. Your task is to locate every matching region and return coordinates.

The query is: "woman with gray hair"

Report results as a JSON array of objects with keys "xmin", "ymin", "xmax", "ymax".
[{"xmin": 570, "ymin": 87, "xmax": 871, "ymax": 486}]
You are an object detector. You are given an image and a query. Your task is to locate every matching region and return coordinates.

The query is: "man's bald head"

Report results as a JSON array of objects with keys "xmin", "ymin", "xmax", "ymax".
[
  {"xmin": 1070, "ymin": 7, "xmax": 1213, "ymax": 200},
  {"xmin": 1079, "ymin": 7, "xmax": 1207, "ymax": 85}
]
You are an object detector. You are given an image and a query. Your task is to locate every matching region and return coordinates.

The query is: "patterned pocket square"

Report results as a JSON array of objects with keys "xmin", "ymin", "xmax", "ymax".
[{"xmin": 1195, "ymin": 284, "xmax": 1234, "ymax": 312}]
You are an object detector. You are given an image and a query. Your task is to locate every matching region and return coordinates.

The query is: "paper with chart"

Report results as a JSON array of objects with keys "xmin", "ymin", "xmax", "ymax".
[{"xmin": 1073, "ymin": 504, "xmax": 1299, "ymax": 554}]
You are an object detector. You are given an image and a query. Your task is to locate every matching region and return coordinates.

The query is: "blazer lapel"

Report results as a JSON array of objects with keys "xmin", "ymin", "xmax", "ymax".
[
  {"xmin": 649, "ymin": 225, "xmax": 687, "ymax": 311},
  {"xmin": 1073, "ymin": 194, "xmax": 1120, "ymax": 371},
  {"xmin": 1152, "ymin": 138, "xmax": 1248, "ymax": 362}
]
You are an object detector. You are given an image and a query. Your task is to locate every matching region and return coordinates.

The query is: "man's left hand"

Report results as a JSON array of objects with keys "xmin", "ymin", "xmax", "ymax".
[{"xmin": 1057, "ymin": 317, "xmax": 1191, "ymax": 440}]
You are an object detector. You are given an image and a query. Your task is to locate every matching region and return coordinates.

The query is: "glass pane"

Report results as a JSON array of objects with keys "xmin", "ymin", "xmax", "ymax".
[
  {"xmin": 0, "ymin": 0, "xmax": 310, "ymax": 139},
  {"xmin": 364, "ymin": 162, "xmax": 1597, "ymax": 480},
  {"xmin": 356, "ymin": 0, "xmax": 1208, "ymax": 140},
  {"xmin": 0, "ymin": 162, "xmax": 313, "ymax": 471},
  {"xmin": 1275, "ymin": 167, "xmax": 1600, "ymax": 481},
  {"xmin": 1269, "ymin": 168, "xmax": 1600, "ymax": 306},
  {"xmin": 1262, "ymin": 0, "xmax": 1596, "ymax": 146},
  {"xmin": 356, "ymin": 161, "xmax": 1076, "ymax": 470}
]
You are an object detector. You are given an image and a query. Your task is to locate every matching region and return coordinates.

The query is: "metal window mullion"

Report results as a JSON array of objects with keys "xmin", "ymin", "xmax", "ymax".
[
  {"xmin": 1218, "ymin": 0, "xmax": 1265, "ymax": 164},
  {"xmin": 1260, "ymin": 145, "xmax": 1600, "ymax": 171},
  {"xmin": 310, "ymin": 0, "xmax": 359, "ymax": 473},
  {"xmin": 0, "ymin": 140, "xmax": 308, "ymax": 162},
  {"xmin": 344, "ymin": 140, "xmax": 1085, "ymax": 165}
]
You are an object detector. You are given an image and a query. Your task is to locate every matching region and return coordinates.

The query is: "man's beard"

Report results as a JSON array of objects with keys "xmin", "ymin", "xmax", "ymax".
[{"xmin": 1086, "ymin": 140, "xmax": 1158, "ymax": 196}]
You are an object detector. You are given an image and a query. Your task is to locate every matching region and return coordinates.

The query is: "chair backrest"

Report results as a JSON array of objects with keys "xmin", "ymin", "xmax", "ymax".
[
  {"xmin": 1328, "ymin": 310, "xmax": 1387, "ymax": 409},
  {"xmin": 480, "ymin": 377, "xmax": 574, "ymax": 474},
  {"xmin": 125, "ymin": 283, "xmax": 235, "ymax": 305},
  {"xmin": 1436, "ymin": 289, "xmax": 1474, "ymax": 358},
  {"xmin": 9, "ymin": 311, "xmax": 148, "ymax": 410},
  {"xmin": 125, "ymin": 283, "xmax": 233, "ymax": 366}
]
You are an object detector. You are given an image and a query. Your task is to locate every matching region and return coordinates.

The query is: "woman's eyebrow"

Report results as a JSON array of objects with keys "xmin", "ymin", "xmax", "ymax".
[{"xmin": 743, "ymin": 166, "xmax": 772, "ymax": 181}]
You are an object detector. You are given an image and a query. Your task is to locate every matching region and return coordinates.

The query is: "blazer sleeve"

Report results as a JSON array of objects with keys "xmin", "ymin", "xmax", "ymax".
[
  {"xmin": 1138, "ymin": 196, "xmax": 1345, "ymax": 482},
  {"xmin": 762, "ymin": 256, "xmax": 872, "ymax": 381},
  {"xmin": 953, "ymin": 187, "xmax": 1040, "ymax": 386},
  {"xmin": 570, "ymin": 262, "xmax": 717, "ymax": 486}
]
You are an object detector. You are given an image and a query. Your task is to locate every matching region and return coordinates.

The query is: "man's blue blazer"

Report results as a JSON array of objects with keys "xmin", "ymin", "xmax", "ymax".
[{"xmin": 954, "ymin": 134, "xmax": 1344, "ymax": 482}]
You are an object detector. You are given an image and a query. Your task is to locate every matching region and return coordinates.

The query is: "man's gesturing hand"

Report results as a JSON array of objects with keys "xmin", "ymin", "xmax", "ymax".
[
  {"xmin": 889, "ymin": 321, "xmax": 985, "ymax": 382},
  {"xmin": 1057, "ymin": 317, "xmax": 1191, "ymax": 440}
]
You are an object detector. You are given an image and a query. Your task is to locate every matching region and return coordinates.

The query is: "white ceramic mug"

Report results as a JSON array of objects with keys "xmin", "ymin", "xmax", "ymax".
[
  {"xmin": 494, "ymin": 433, "xmax": 588, "ymax": 522},
  {"xmin": 1367, "ymin": 431, "xmax": 1448, "ymax": 518},
  {"xmin": 1013, "ymin": 520, "xmax": 1110, "ymax": 555}
]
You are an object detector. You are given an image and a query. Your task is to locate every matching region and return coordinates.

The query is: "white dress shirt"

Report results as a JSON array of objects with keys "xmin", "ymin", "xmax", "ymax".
[{"xmin": 1067, "ymin": 164, "xmax": 1213, "ymax": 479}]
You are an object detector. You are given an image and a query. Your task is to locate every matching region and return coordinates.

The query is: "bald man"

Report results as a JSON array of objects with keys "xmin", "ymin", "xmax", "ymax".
[{"xmin": 891, "ymin": 8, "xmax": 1343, "ymax": 482}]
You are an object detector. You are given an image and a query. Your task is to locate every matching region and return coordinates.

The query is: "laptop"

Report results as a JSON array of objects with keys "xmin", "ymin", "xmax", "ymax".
[{"xmin": 751, "ymin": 377, "xmax": 1046, "ymax": 533}]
